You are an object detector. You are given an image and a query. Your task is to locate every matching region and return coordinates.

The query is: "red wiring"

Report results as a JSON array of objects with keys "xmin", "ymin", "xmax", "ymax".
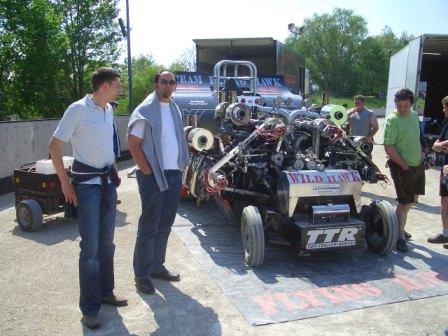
[
  {"xmin": 203, "ymin": 169, "xmax": 228, "ymax": 194},
  {"xmin": 256, "ymin": 123, "xmax": 286, "ymax": 140}
]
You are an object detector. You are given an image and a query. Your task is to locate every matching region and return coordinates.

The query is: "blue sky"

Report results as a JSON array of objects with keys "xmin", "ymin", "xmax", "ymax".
[{"xmin": 118, "ymin": 0, "xmax": 447, "ymax": 67}]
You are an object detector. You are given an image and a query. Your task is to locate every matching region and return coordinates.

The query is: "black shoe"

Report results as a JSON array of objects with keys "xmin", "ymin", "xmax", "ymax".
[
  {"xmin": 135, "ymin": 277, "xmax": 155, "ymax": 294},
  {"xmin": 427, "ymin": 233, "xmax": 448, "ymax": 244},
  {"xmin": 151, "ymin": 268, "xmax": 181, "ymax": 282},
  {"xmin": 81, "ymin": 315, "xmax": 101, "ymax": 330},
  {"xmin": 101, "ymin": 294, "xmax": 128, "ymax": 307},
  {"xmin": 444, "ymin": 243, "xmax": 448, "ymax": 249},
  {"xmin": 396, "ymin": 238, "xmax": 408, "ymax": 252},
  {"xmin": 404, "ymin": 231, "xmax": 412, "ymax": 240}
]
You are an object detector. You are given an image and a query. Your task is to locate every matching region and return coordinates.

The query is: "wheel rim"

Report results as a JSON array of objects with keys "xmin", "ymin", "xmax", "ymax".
[{"xmin": 18, "ymin": 206, "xmax": 31, "ymax": 226}]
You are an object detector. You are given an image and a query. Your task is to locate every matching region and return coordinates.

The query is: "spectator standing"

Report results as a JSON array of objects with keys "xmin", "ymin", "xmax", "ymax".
[
  {"xmin": 429, "ymin": 96, "xmax": 448, "ymax": 247},
  {"xmin": 383, "ymin": 88, "xmax": 425, "ymax": 253},
  {"xmin": 127, "ymin": 70, "xmax": 189, "ymax": 294},
  {"xmin": 48, "ymin": 68, "xmax": 127, "ymax": 330},
  {"xmin": 347, "ymin": 95, "xmax": 379, "ymax": 140}
]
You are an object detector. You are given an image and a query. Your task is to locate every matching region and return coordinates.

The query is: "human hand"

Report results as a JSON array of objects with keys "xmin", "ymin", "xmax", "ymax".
[
  {"xmin": 61, "ymin": 180, "xmax": 77, "ymax": 206},
  {"xmin": 401, "ymin": 164, "xmax": 410, "ymax": 171},
  {"xmin": 142, "ymin": 167, "xmax": 153, "ymax": 176},
  {"xmin": 348, "ymin": 108, "xmax": 357, "ymax": 116},
  {"xmin": 443, "ymin": 165, "xmax": 448, "ymax": 176},
  {"xmin": 441, "ymin": 140, "xmax": 448, "ymax": 152}
]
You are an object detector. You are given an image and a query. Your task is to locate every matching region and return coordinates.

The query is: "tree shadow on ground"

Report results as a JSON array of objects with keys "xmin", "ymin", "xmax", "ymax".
[
  {"xmin": 175, "ymin": 198, "xmax": 448, "ymax": 288},
  {"xmin": 11, "ymin": 215, "xmax": 79, "ymax": 245},
  {"xmin": 362, "ymin": 191, "xmax": 440, "ymax": 215},
  {"xmin": 12, "ymin": 207, "xmax": 129, "ymax": 245}
]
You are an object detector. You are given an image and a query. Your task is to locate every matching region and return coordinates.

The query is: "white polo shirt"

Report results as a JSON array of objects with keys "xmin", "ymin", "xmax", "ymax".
[
  {"xmin": 53, "ymin": 95, "xmax": 115, "ymax": 184},
  {"xmin": 130, "ymin": 102, "xmax": 180, "ymax": 170}
]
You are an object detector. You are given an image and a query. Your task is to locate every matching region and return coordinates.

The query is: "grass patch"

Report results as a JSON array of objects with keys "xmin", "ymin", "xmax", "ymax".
[{"xmin": 310, "ymin": 94, "xmax": 386, "ymax": 109}]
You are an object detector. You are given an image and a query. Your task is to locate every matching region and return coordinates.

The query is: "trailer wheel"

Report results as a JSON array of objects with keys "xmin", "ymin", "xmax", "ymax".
[
  {"xmin": 16, "ymin": 199, "xmax": 43, "ymax": 232},
  {"xmin": 241, "ymin": 205, "xmax": 265, "ymax": 267},
  {"xmin": 363, "ymin": 200, "xmax": 398, "ymax": 256}
]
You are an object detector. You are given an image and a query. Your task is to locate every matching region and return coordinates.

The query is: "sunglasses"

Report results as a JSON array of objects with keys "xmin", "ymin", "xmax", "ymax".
[{"xmin": 160, "ymin": 79, "xmax": 176, "ymax": 86}]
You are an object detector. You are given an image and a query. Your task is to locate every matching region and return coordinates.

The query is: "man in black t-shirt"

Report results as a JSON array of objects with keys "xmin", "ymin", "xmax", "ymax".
[{"xmin": 429, "ymin": 96, "xmax": 448, "ymax": 247}]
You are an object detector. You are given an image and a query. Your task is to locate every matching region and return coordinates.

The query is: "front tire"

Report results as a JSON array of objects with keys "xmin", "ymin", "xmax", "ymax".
[
  {"xmin": 241, "ymin": 205, "xmax": 265, "ymax": 267},
  {"xmin": 362, "ymin": 200, "xmax": 398, "ymax": 255}
]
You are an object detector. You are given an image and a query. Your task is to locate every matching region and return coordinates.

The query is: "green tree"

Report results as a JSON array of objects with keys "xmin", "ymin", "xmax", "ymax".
[
  {"xmin": 169, "ymin": 62, "xmax": 188, "ymax": 72},
  {"xmin": 54, "ymin": 0, "xmax": 122, "ymax": 100},
  {"xmin": 173, "ymin": 46, "xmax": 196, "ymax": 71},
  {"xmin": 0, "ymin": 4, "xmax": 16, "ymax": 119},
  {"xmin": 356, "ymin": 37, "xmax": 389, "ymax": 96},
  {"xmin": 374, "ymin": 26, "xmax": 414, "ymax": 57},
  {"xmin": 287, "ymin": 8, "xmax": 368, "ymax": 96},
  {"xmin": 0, "ymin": 0, "xmax": 122, "ymax": 119},
  {"xmin": 373, "ymin": 26, "xmax": 413, "ymax": 89},
  {"xmin": 117, "ymin": 55, "xmax": 162, "ymax": 114},
  {"xmin": 0, "ymin": 0, "xmax": 67, "ymax": 119}
]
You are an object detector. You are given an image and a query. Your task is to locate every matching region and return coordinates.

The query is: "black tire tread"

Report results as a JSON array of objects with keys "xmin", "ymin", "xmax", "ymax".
[
  {"xmin": 16, "ymin": 199, "xmax": 43, "ymax": 232},
  {"xmin": 367, "ymin": 200, "xmax": 398, "ymax": 255},
  {"xmin": 241, "ymin": 205, "xmax": 265, "ymax": 267}
]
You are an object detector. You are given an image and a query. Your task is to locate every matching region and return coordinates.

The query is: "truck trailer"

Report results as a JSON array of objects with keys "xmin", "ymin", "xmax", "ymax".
[
  {"xmin": 194, "ymin": 37, "xmax": 308, "ymax": 95},
  {"xmin": 386, "ymin": 34, "xmax": 448, "ymax": 146}
]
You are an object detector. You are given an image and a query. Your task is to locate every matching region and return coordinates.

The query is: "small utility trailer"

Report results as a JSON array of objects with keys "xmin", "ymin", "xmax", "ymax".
[{"xmin": 12, "ymin": 161, "xmax": 76, "ymax": 231}]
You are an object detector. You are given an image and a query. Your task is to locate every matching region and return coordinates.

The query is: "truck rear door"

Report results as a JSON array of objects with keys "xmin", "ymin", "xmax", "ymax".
[{"xmin": 386, "ymin": 36, "xmax": 423, "ymax": 117}]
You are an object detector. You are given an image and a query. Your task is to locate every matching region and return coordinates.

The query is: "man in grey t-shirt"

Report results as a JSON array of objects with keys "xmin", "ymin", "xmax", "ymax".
[{"xmin": 347, "ymin": 95, "xmax": 379, "ymax": 140}]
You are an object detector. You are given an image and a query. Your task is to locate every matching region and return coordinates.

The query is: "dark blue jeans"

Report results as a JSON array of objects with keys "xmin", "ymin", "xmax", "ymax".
[
  {"xmin": 134, "ymin": 170, "xmax": 182, "ymax": 279},
  {"xmin": 76, "ymin": 183, "xmax": 117, "ymax": 316}
]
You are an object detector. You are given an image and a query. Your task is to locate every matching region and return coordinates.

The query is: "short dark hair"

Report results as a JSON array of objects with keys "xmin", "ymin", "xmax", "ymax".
[
  {"xmin": 354, "ymin": 95, "xmax": 365, "ymax": 102},
  {"xmin": 394, "ymin": 88, "xmax": 415, "ymax": 105},
  {"xmin": 442, "ymin": 96, "xmax": 448, "ymax": 106},
  {"xmin": 91, "ymin": 67, "xmax": 121, "ymax": 92},
  {"xmin": 154, "ymin": 70, "xmax": 174, "ymax": 84}
]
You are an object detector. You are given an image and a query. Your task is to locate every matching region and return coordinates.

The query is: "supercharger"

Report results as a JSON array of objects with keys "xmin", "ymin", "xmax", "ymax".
[{"xmin": 179, "ymin": 60, "xmax": 398, "ymax": 267}]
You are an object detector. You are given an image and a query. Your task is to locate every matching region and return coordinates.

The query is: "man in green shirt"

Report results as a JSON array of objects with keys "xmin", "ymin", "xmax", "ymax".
[{"xmin": 384, "ymin": 88, "xmax": 425, "ymax": 252}]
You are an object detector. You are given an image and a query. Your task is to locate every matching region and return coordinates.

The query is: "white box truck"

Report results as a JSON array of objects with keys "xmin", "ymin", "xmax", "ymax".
[{"xmin": 386, "ymin": 34, "xmax": 448, "ymax": 147}]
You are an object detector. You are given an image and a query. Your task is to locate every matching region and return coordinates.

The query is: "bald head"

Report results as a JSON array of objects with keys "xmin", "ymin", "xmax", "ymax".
[{"xmin": 154, "ymin": 70, "xmax": 176, "ymax": 102}]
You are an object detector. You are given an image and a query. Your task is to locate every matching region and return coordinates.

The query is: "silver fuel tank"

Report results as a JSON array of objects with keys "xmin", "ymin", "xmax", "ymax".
[{"xmin": 277, "ymin": 169, "xmax": 362, "ymax": 217}]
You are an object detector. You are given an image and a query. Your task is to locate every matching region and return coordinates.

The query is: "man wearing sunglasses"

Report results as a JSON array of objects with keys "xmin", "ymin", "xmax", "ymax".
[{"xmin": 127, "ymin": 70, "xmax": 189, "ymax": 294}]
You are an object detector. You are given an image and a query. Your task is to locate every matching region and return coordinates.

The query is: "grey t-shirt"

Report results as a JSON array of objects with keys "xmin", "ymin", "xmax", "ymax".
[{"xmin": 347, "ymin": 108, "xmax": 375, "ymax": 137}]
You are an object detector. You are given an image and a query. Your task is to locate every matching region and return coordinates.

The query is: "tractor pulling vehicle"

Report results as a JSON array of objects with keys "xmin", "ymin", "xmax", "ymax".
[{"xmin": 179, "ymin": 60, "xmax": 398, "ymax": 267}]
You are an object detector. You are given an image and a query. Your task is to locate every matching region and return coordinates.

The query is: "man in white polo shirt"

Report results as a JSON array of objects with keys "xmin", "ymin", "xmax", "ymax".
[
  {"xmin": 48, "ymin": 68, "xmax": 127, "ymax": 330},
  {"xmin": 127, "ymin": 70, "xmax": 189, "ymax": 294}
]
